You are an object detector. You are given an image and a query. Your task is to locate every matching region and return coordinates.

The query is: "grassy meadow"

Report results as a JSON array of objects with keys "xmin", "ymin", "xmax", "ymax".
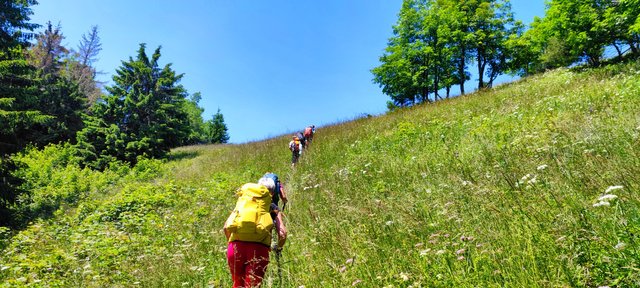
[{"xmin": 1, "ymin": 61, "xmax": 640, "ymax": 287}]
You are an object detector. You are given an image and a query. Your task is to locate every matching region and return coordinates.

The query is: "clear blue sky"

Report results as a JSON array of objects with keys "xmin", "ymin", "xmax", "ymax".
[{"xmin": 31, "ymin": 1, "xmax": 545, "ymax": 143}]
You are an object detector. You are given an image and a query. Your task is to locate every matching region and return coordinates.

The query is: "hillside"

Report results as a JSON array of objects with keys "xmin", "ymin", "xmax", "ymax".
[{"xmin": 2, "ymin": 61, "xmax": 640, "ymax": 287}]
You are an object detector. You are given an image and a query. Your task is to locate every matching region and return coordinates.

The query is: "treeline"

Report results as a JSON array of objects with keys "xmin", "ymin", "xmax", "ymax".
[
  {"xmin": 373, "ymin": 0, "xmax": 640, "ymax": 108},
  {"xmin": 0, "ymin": 1, "xmax": 228, "ymax": 227}
]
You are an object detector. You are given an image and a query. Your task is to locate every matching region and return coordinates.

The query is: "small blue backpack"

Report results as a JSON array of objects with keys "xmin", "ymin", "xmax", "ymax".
[{"xmin": 263, "ymin": 173, "xmax": 282, "ymax": 206}]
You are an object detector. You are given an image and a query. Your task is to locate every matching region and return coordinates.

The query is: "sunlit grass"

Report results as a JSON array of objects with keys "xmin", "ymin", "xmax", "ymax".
[{"xmin": 1, "ymin": 62, "xmax": 640, "ymax": 287}]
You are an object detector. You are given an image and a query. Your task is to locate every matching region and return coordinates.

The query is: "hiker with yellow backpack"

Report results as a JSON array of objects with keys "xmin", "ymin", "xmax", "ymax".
[{"xmin": 223, "ymin": 176, "xmax": 287, "ymax": 287}]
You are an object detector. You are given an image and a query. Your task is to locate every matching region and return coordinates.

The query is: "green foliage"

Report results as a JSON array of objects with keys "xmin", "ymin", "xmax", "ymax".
[
  {"xmin": 526, "ymin": 0, "xmax": 640, "ymax": 70},
  {"xmin": 204, "ymin": 108, "xmax": 230, "ymax": 144},
  {"xmin": 76, "ymin": 44, "xmax": 192, "ymax": 167},
  {"xmin": 373, "ymin": 0, "xmax": 522, "ymax": 107}
]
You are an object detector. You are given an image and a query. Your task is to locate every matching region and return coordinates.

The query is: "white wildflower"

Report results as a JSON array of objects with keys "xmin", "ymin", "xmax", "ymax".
[
  {"xmin": 521, "ymin": 174, "xmax": 531, "ymax": 181},
  {"xmin": 615, "ymin": 242, "xmax": 626, "ymax": 250},
  {"xmin": 593, "ymin": 201, "xmax": 610, "ymax": 207},
  {"xmin": 462, "ymin": 180, "xmax": 471, "ymax": 186},
  {"xmin": 352, "ymin": 279, "xmax": 362, "ymax": 286},
  {"xmin": 399, "ymin": 272, "xmax": 410, "ymax": 281},
  {"xmin": 419, "ymin": 249, "xmax": 431, "ymax": 256},
  {"xmin": 604, "ymin": 186, "xmax": 623, "ymax": 194},
  {"xmin": 364, "ymin": 163, "xmax": 372, "ymax": 167},
  {"xmin": 537, "ymin": 164, "xmax": 548, "ymax": 171},
  {"xmin": 385, "ymin": 220, "xmax": 393, "ymax": 226},
  {"xmin": 345, "ymin": 258, "xmax": 354, "ymax": 264},
  {"xmin": 598, "ymin": 194, "xmax": 618, "ymax": 201},
  {"xmin": 0, "ymin": 266, "xmax": 9, "ymax": 271}
]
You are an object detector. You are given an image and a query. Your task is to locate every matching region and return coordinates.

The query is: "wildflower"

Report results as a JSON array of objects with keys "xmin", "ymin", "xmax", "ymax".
[
  {"xmin": 414, "ymin": 242, "xmax": 424, "ymax": 248},
  {"xmin": 615, "ymin": 242, "xmax": 626, "ymax": 250},
  {"xmin": 462, "ymin": 180, "xmax": 471, "ymax": 186},
  {"xmin": 385, "ymin": 220, "xmax": 393, "ymax": 226},
  {"xmin": 604, "ymin": 186, "xmax": 623, "ymax": 194},
  {"xmin": 364, "ymin": 163, "xmax": 372, "ymax": 167},
  {"xmin": 598, "ymin": 194, "xmax": 618, "ymax": 201},
  {"xmin": 436, "ymin": 249, "xmax": 446, "ymax": 255},
  {"xmin": 339, "ymin": 265, "xmax": 347, "ymax": 273},
  {"xmin": 537, "ymin": 164, "xmax": 548, "ymax": 171},
  {"xmin": 593, "ymin": 201, "xmax": 610, "ymax": 207},
  {"xmin": 346, "ymin": 258, "xmax": 354, "ymax": 264},
  {"xmin": 597, "ymin": 286, "xmax": 610, "ymax": 288},
  {"xmin": 521, "ymin": 174, "xmax": 531, "ymax": 181},
  {"xmin": 352, "ymin": 279, "xmax": 362, "ymax": 286},
  {"xmin": 419, "ymin": 249, "xmax": 431, "ymax": 256},
  {"xmin": 457, "ymin": 256, "xmax": 465, "ymax": 261},
  {"xmin": 456, "ymin": 249, "xmax": 465, "ymax": 255},
  {"xmin": 399, "ymin": 272, "xmax": 410, "ymax": 281}
]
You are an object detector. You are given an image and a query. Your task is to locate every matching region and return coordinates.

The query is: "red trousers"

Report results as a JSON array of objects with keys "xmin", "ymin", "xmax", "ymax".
[{"xmin": 227, "ymin": 241, "xmax": 270, "ymax": 288}]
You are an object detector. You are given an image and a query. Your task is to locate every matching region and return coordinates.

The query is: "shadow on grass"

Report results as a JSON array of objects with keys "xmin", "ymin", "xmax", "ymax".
[{"xmin": 167, "ymin": 150, "xmax": 200, "ymax": 162}]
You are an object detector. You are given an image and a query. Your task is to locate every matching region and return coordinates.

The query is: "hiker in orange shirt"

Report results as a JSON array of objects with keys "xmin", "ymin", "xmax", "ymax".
[{"xmin": 288, "ymin": 135, "xmax": 302, "ymax": 166}]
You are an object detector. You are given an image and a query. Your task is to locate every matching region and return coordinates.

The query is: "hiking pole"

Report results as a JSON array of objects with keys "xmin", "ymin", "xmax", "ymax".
[{"xmin": 276, "ymin": 247, "xmax": 283, "ymax": 287}]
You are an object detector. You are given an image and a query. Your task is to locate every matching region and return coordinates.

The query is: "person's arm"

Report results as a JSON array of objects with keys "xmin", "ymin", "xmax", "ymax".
[
  {"xmin": 223, "ymin": 218, "xmax": 231, "ymax": 240},
  {"xmin": 274, "ymin": 212, "xmax": 287, "ymax": 248}
]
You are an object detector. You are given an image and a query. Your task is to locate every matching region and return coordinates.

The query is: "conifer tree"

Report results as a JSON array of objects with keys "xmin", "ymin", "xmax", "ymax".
[
  {"xmin": 0, "ymin": 0, "xmax": 42, "ymax": 227},
  {"xmin": 76, "ymin": 44, "xmax": 190, "ymax": 167},
  {"xmin": 205, "ymin": 108, "xmax": 229, "ymax": 144}
]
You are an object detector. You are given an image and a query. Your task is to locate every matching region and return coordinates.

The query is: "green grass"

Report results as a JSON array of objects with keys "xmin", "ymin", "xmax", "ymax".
[{"xmin": 2, "ymin": 61, "xmax": 640, "ymax": 287}]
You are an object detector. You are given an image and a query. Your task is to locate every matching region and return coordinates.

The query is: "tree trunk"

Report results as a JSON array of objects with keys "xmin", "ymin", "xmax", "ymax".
[
  {"xmin": 613, "ymin": 43, "xmax": 622, "ymax": 58},
  {"xmin": 459, "ymin": 47, "xmax": 466, "ymax": 95},
  {"xmin": 477, "ymin": 53, "xmax": 486, "ymax": 90}
]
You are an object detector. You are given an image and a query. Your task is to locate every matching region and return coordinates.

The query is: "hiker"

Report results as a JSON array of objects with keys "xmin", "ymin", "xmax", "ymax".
[
  {"xmin": 288, "ymin": 135, "xmax": 302, "ymax": 166},
  {"xmin": 296, "ymin": 131, "xmax": 306, "ymax": 150},
  {"xmin": 263, "ymin": 172, "xmax": 288, "ymax": 209},
  {"xmin": 224, "ymin": 176, "xmax": 288, "ymax": 288},
  {"xmin": 303, "ymin": 125, "xmax": 314, "ymax": 148}
]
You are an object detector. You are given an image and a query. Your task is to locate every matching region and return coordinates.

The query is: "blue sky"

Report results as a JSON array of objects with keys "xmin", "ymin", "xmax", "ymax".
[{"xmin": 31, "ymin": 1, "xmax": 545, "ymax": 143}]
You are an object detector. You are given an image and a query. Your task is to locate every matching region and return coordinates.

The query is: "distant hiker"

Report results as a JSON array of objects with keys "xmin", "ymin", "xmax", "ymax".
[
  {"xmin": 224, "ymin": 176, "xmax": 288, "ymax": 288},
  {"xmin": 263, "ymin": 172, "xmax": 288, "ymax": 209},
  {"xmin": 296, "ymin": 131, "xmax": 306, "ymax": 149},
  {"xmin": 289, "ymin": 135, "xmax": 302, "ymax": 166},
  {"xmin": 303, "ymin": 125, "xmax": 315, "ymax": 148}
]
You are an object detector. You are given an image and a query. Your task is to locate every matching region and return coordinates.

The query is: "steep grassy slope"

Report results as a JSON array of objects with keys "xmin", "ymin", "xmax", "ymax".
[{"xmin": 1, "ymin": 61, "xmax": 640, "ymax": 287}]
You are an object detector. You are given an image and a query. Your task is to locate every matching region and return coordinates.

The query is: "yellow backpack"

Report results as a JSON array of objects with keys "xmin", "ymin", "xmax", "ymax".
[{"xmin": 225, "ymin": 183, "xmax": 273, "ymax": 246}]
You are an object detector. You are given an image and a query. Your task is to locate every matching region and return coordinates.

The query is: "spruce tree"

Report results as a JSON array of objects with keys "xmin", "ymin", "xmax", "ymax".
[{"xmin": 77, "ymin": 44, "xmax": 190, "ymax": 166}]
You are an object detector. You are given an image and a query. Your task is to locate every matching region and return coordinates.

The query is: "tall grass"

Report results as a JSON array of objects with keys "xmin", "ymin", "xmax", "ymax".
[{"xmin": 1, "ymin": 61, "xmax": 639, "ymax": 287}]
